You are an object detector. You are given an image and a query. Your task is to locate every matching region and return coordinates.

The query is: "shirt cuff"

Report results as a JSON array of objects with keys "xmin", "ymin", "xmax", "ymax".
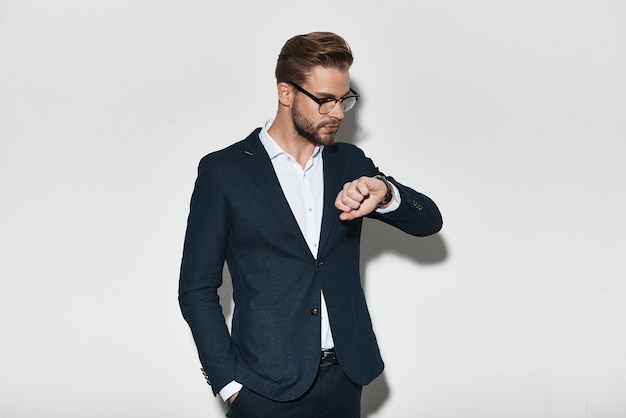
[
  {"xmin": 375, "ymin": 183, "xmax": 401, "ymax": 213},
  {"xmin": 219, "ymin": 381, "xmax": 243, "ymax": 402}
]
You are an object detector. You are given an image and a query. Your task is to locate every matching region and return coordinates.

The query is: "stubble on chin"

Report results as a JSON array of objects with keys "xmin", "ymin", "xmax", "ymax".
[
  {"xmin": 293, "ymin": 112, "xmax": 340, "ymax": 146},
  {"xmin": 311, "ymin": 131, "xmax": 337, "ymax": 147}
]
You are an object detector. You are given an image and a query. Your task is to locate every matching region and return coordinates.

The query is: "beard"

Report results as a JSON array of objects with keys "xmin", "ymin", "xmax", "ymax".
[{"xmin": 291, "ymin": 100, "xmax": 341, "ymax": 146}]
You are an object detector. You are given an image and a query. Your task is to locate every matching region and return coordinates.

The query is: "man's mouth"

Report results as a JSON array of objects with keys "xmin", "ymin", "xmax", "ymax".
[{"xmin": 325, "ymin": 124, "xmax": 339, "ymax": 133}]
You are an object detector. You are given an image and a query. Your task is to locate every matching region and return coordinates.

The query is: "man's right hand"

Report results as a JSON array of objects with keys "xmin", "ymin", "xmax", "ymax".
[
  {"xmin": 335, "ymin": 176, "xmax": 392, "ymax": 220},
  {"xmin": 228, "ymin": 391, "xmax": 240, "ymax": 404}
]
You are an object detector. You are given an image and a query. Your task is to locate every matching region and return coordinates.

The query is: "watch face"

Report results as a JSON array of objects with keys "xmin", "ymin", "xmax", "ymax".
[{"xmin": 375, "ymin": 175, "xmax": 392, "ymax": 207}]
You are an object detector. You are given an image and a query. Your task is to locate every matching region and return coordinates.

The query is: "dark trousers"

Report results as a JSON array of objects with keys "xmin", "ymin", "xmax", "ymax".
[{"xmin": 226, "ymin": 364, "xmax": 362, "ymax": 418}]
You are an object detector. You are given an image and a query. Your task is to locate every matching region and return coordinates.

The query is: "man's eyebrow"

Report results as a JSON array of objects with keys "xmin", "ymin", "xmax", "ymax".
[{"xmin": 316, "ymin": 89, "xmax": 352, "ymax": 99}]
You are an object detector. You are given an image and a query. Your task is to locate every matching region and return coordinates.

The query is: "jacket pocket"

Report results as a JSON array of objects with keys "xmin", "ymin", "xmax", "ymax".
[
  {"xmin": 234, "ymin": 309, "xmax": 287, "ymax": 380},
  {"xmin": 350, "ymin": 290, "xmax": 381, "ymax": 359}
]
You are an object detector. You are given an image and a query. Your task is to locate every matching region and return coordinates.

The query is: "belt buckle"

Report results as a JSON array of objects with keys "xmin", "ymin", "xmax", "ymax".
[{"xmin": 320, "ymin": 349, "xmax": 338, "ymax": 367}]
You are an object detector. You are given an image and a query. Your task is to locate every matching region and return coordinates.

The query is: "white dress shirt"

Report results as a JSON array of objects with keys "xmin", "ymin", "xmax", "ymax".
[{"xmin": 259, "ymin": 120, "xmax": 335, "ymax": 350}]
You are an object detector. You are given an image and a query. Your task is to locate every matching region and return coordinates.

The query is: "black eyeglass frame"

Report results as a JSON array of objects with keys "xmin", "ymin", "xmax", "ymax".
[{"xmin": 287, "ymin": 81, "xmax": 360, "ymax": 114}]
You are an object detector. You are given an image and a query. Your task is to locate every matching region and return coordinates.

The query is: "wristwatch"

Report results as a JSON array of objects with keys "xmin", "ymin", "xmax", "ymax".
[{"xmin": 374, "ymin": 175, "xmax": 392, "ymax": 208}]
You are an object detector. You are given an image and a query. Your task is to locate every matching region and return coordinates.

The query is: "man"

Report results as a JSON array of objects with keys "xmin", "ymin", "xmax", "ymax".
[{"xmin": 179, "ymin": 31, "xmax": 442, "ymax": 418}]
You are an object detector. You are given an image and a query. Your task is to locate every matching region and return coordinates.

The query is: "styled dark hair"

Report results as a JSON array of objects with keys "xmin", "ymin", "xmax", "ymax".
[{"xmin": 275, "ymin": 32, "xmax": 354, "ymax": 85}]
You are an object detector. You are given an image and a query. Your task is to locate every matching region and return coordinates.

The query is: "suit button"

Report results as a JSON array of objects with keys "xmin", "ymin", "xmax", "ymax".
[
  {"xmin": 316, "ymin": 260, "xmax": 324, "ymax": 268},
  {"xmin": 311, "ymin": 308, "xmax": 319, "ymax": 316},
  {"xmin": 411, "ymin": 200, "xmax": 423, "ymax": 212},
  {"xmin": 200, "ymin": 368, "xmax": 211, "ymax": 385}
]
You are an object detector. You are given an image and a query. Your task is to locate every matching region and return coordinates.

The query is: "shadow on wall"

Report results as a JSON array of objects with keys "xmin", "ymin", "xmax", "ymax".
[
  {"xmin": 359, "ymin": 218, "xmax": 448, "ymax": 417},
  {"xmin": 361, "ymin": 217, "xmax": 448, "ymax": 267},
  {"xmin": 336, "ymin": 79, "xmax": 365, "ymax": 145}
]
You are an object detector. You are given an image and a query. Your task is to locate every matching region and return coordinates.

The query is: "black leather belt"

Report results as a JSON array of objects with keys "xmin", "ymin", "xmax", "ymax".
[{"xmin": 320, "ymin": 349, "xmax": 339, "ymax": 367}]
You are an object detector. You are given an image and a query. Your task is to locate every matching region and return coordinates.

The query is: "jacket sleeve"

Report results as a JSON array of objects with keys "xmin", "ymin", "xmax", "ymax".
[
  {"xmin": 369, "ymin": 173, "xmax": 443, "ymax": 237},
  {"xmin": 178, "ymin": 155, "xmax": 235, "ymax": 396}
]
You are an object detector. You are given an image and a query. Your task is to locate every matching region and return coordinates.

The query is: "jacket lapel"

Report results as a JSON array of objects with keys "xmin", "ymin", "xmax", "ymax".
[
  {"xmin": 241, "ymin": 132, "xmax": 313, "ymax": 258},
  {"xmin": 319, "ymin": 146, "xmax": 344, "ymax": 255}
]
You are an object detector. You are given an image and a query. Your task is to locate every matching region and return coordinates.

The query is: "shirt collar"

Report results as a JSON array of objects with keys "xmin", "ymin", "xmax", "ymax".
[{"xmin": 259, "ymin": 118, "xmax": 324, "ymax": 161}]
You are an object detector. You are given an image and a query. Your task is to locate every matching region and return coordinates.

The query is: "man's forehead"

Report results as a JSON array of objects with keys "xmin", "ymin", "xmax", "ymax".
[{"xmin": 304, "ymin": 68, "xmax": 351, "ymax": 95}]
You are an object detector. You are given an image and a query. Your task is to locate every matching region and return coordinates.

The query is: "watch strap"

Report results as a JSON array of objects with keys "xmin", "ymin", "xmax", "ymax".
[{"xmin": 374, "ymin": 175, "xmax": 392, "ymax": 208}]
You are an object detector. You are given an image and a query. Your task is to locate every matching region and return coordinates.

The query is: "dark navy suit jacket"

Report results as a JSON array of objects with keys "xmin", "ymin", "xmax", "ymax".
[{"xmin": 179, "ymin": 128, "xmax": 442, "ymax": 401}]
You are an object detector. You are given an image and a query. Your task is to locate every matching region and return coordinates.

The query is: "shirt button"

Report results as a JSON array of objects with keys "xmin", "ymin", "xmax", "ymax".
[{"xmin": 311, "ymin": 308, "xmax": 319, "ymax": 316}]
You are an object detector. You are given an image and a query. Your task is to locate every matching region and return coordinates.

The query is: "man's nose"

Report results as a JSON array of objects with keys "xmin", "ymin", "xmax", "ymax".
[{"xmin": 328, "ymin": 101, "xmax": 345, "ymax": 119}]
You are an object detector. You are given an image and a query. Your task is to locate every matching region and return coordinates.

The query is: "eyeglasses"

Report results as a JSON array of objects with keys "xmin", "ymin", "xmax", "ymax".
[{"xmin": 288, "ymin": 81, "xmax": 360, "ymax": 114}]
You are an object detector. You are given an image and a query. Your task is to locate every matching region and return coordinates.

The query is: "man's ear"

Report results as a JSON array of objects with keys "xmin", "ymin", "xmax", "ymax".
[{"xmin": 277, "ymin": 82, "xmax": 293, "ymax": 107}]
